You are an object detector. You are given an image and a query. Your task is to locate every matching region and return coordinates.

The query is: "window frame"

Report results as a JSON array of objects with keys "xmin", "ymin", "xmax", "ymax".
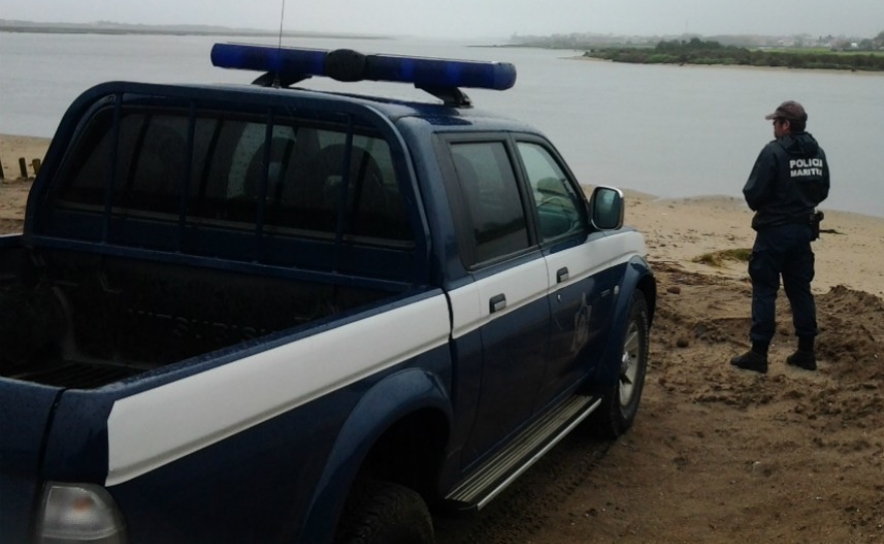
[
  {"xmin": 33, "ymin": 84, "xmax": 431, "ymax": 286},
  {"xmin": 49, "ymin": 104, "xmax": 415, "ymax": 249},
  {"xmin": 436, "ymin": 132, "xmax": 541, "ymax": 270},
  {"xmin": 513, "ymin": 137, "xmax": 590, "ymax": 243}
]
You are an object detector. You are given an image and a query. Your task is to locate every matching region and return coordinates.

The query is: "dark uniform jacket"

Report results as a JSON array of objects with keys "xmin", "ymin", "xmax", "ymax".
[{"xmin": 743, "ymin": 132, "xmax": 830, "ymax": 230}]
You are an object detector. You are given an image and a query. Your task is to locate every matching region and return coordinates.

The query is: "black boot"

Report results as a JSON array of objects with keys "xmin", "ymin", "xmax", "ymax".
[
  {"xmin": 786, "ymin": 350, "xmax": 817, "ymax": 371},
  {"xmin": 787, "ymin": 336, "xmax": 817, "ymax": 371},
  {"xmin": 730, "ymin": 342, "xmax": 769, "ymax": 373}
]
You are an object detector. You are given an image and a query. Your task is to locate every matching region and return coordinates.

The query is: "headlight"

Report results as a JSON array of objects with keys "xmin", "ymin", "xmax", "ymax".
[{"xmin": 37, "ymin": 483, "xmax": 127, "ymax": 544}]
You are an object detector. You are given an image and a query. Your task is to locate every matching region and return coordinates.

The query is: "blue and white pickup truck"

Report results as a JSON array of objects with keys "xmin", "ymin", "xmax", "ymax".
[{"xmin": 0, "ymin": 44, "xmax": 655, "ymax": 544}]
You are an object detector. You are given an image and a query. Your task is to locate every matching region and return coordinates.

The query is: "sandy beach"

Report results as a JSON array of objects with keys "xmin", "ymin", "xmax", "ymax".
[
  {"xmin": 0, "ymin": 134, "xmax": 48, "ymax": 180},
  {"xmin": 625, "ymin": 190, "xmax": 884, "ymax": 297},
  {"xmin": 0, "ymin": 134, "xmax": 51, "ymax": 233},
  {"xmin": 2, "ymin": 132, "xmax": 883, "ymax": 542}
]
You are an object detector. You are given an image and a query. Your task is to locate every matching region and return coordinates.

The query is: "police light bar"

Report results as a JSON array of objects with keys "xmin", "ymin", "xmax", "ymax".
[{"xmin": 211, "ymin": 43, "xmax": 517, "ymax": 105}]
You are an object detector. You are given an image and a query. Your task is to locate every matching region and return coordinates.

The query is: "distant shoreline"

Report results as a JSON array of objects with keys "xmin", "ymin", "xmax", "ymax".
[
  {"xmin": 570, "ymin": 54, "xmax": 884, "ymax": 76},
  {"xmin": 580, "ymin": 41, "xmax": 884, "ymax": 73},
  {"xmin": 0, "ymin": 22, "xmax": 390, "ymax": 40}
]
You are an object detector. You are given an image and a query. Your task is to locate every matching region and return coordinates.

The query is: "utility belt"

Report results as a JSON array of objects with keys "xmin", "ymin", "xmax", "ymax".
[
  {"xmin": 755, "ymin": 211, "xmax": 825, "ymax": 236},
  {"xmin": 779, "ymin": 211, "xmax": 824, "ymax": 239}
]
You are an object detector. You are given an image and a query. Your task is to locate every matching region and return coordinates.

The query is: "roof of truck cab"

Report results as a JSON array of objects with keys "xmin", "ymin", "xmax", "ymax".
[
  {"xmin": 221, "ymin": 83, "xmax": 538, "ymax": 131},
  {"xmin": 94, "ymin": 80, "xmax": 540, "ymax": 134}
]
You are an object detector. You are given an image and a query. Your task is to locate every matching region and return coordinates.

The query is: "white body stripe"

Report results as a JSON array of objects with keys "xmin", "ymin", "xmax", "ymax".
[
  {"xmin": 105, "ymin": 294, "xmax": 451, "ymax": 487},
  {"xmin": 450, "ymin": 231, "xmax": 645, "ymax": 339},
  {"xmin": 449, "ymin": 258, "xmax": 549, "ymax": 340},
  {"xmin": 105, "ymin": 232, "xmax": 645, "ymax": 487},
  {"xmin": 545, "ymin": 231, "xmax": 646, "ymax": 287}
]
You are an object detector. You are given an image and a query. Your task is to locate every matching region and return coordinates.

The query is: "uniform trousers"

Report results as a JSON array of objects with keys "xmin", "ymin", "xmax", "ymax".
[{"xmin": 748, "ymin": 223, "xmax": 818, "ymax": 344}]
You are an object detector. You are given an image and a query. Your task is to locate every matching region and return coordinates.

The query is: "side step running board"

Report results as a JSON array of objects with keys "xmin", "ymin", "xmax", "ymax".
[{"xmin": 444, "ymin": 394, "xmax": 601, "ymax": 511}]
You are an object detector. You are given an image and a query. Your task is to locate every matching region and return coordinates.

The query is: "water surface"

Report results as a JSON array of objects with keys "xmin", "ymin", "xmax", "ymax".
[{"xmin": 1, "ymin": 33, "xmax": 881, "ymax": 217}]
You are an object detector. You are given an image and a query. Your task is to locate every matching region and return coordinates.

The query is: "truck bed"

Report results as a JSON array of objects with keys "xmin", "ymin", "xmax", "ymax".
[{"xmin": 0, "ymin": 247, "xmax": 392, "ymax": 388}]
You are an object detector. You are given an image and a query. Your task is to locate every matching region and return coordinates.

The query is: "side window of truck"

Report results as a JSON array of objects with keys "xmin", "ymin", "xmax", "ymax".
[
  {"xmin": 516, "ymin": 142, "xmax": 585, "ymax": 241},
  {"xmin": 450, "ymin": 142, "xmax": 529, "ymax": 265}
]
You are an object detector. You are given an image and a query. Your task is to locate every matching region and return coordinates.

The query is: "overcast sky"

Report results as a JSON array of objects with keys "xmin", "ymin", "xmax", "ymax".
[{"xmin": 3, "ymin": 0, "xmax": 882, "ymax": 39}]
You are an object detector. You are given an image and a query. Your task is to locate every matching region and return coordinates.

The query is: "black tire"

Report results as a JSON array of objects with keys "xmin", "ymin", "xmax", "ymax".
[
  {"xmin": 334, "ymin": 480, "xmax": 434, "ymax": 544},
  {"xmin": 589, "ymin": 291, "xmax": 649, "ymax": 439}
]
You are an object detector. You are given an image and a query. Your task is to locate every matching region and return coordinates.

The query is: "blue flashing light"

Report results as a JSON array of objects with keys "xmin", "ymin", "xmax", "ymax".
[
  {"xmin": 212, "ymin": 43, "xmax": 326, "ymax": 79},
  {"xmin": 365, "ymin": 53, "xmax": 516, "ymax": 91},
  {"xmin": 210, "ymin": 43, "xmax": 517, "ymax": 92}
]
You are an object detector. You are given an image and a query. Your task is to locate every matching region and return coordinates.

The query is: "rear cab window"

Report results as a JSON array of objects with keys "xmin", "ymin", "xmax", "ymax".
[{"xmin": 46, "ymin": 100, "xmax": 416, "ymax": 277}]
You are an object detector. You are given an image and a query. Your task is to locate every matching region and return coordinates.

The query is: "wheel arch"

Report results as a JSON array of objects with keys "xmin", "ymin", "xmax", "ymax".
[
  {"xmin": 636, "ymin": 264, "xmax": 657, "ymax": 327},
  {"xmin": 594, "ymin": 256, "xmax": 655, "ymax": 388},
  {"xmin": 297, "ymin": 367, "xmax": 452, "ymax": 543}
]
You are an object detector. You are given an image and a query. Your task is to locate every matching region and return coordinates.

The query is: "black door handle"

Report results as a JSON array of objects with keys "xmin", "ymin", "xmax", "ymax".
[
  {"xmin": 557, "ymin": 267, "xmax": 569, "ymax": 283},
  {"xmin": 489, "ymin": 294, "xmax": 507, "ymax": 313}
]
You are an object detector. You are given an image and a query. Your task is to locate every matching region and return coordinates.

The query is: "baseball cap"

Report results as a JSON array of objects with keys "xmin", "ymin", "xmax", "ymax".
[{"xmin": 764, "ymin": 100, "xmax": 808, "ymax": 121}]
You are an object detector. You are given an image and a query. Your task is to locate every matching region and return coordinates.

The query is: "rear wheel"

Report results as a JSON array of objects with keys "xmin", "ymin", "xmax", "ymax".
[
  {"xmin": 334, "ymin": 480, "xmax": 434, "ymax": 544},
  {"xmin": 590, "ymin": 291, "xmax": 649, "ymax": 439}
]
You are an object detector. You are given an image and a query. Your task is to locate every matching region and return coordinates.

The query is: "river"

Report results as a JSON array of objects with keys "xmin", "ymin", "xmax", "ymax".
[{"xmin": 1, "ymin": 33, "xmax": 882, "ymax": 217}]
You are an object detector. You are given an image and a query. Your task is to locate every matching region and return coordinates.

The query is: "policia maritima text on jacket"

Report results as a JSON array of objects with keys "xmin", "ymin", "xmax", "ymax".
[{"xmin": 731, "ymin": 100, "xmax": 830, "ymax": 374}]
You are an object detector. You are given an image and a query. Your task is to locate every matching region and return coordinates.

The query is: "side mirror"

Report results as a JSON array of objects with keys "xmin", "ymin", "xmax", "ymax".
[{"xmin": 589, "ymin": 186, "xmax": 624, "ymax": 230}]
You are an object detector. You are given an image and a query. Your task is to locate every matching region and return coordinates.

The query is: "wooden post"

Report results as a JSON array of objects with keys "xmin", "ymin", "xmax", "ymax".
[
  {"xmin": 18, "ymin": 158, "xmax": 28, "ymax": 179},
  {"xmin": 32, "ymin": 159, "xmax": 42, "ymax": 176}
]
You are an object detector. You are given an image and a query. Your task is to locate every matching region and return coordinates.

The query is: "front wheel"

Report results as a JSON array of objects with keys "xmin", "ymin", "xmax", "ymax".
[
  {"xmin": 334, "ymin": 480, "xmax": 434, "ymax": 544},
  {"xmin": 589, "ymin": 291, "xmax": 649, "ymax": 439}
]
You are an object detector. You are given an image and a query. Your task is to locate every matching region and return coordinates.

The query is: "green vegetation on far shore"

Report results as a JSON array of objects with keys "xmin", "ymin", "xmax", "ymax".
[{"xmin": 586, "ymin": 38, "xmax": 884, "ymax": 72}]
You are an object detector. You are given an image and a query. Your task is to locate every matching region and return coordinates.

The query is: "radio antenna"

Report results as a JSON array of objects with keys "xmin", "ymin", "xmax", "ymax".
[
  {"xmin": 273, "ymin": 0, "xmax": 287, "ymax": 88},
  {"xmin": 277, "ymin": 0, "xmax": 287, "ymax": 50}
]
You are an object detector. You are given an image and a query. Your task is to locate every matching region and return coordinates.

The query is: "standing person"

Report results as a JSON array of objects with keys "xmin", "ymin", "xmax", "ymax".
[{"xmin": 731, "ymin": 101, "xmax": 830, "ymax": 374}]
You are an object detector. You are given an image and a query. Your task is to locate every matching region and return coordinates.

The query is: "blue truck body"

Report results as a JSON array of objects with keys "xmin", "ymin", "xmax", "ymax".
[{"xmin": 0, "ymin": 55, "xmax": 655, "ymax": 543}]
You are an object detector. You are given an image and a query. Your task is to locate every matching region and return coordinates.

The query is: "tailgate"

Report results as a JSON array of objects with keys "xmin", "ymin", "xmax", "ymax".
[{"xmin": 0, "ymin": 379, "xmax": 62, "ymax": 542}]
